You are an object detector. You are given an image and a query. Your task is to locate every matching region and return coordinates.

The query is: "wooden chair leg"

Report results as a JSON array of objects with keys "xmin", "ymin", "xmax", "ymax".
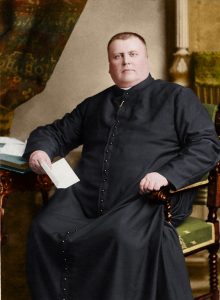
[
  {"xmin": 194, "ymin": 246, "xmax": 219, "ymax": 300},
  {"xmin": 209, "ymin": 245, "xmax": 219, "ymax": 300}
]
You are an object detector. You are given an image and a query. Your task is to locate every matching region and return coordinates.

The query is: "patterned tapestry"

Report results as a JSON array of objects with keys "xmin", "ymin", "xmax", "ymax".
[
  {"xmin": 0, "ymin": 0, "xmax": 87, "ymax": 135},
  {"xmin": 192, "ymin": 52, "xmax": 220, "ymax": 104}
]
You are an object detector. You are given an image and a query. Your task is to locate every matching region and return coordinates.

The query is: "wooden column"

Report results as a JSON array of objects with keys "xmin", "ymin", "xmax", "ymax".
[{"xmin": 169, "ymin": 0, "xmax": 191, "ymax": 87}]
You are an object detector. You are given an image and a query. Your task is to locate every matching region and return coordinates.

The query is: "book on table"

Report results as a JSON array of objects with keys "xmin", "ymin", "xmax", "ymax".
[
  {"xmin": 0, "ymin": 137, "xmax": 80, "ymax": 188},
  {"xmin": 0, "ymin": 137, "xmax": 30, "ymax": 173}
]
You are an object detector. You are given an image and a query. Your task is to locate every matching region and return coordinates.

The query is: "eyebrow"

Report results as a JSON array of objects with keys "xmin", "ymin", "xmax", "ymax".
[{"xmin": 113, "ymin": 50, "xmax": 139, "ymax": 55}]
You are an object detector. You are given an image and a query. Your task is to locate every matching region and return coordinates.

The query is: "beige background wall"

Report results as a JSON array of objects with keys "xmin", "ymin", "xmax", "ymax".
[
  {"xmin": 189, "ymin": 0, "xmax": 220, "ymax": 52},
  {"xmin": 10, "ymin": 0, "xmax": 168, "ymax": 141}
]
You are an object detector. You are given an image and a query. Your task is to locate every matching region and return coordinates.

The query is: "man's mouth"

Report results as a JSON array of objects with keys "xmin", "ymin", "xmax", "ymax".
[{"xmin": 122, "ymin": 69, "xmax": 134, "ymax": 73}]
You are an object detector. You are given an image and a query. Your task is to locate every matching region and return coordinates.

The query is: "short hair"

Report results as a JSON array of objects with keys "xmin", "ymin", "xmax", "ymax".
[{"xmin": 107, "ymin": 32, "xmax": 147, "ymax": 50}]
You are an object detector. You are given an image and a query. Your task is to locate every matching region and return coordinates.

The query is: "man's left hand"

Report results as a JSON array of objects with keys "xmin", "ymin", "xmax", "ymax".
[{"xmin": 139, "ymin": 172, "xmax": 168, "ymax": 194}]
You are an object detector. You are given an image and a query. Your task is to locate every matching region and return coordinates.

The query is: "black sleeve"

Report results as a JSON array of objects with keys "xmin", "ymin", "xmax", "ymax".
[
  {"xmin": 23, "ymin": 100, "xmax": 88, "ymax": 160},
  {"xmin": 158, "ymin": 87, "xmax": 220, "ymax": 190}
]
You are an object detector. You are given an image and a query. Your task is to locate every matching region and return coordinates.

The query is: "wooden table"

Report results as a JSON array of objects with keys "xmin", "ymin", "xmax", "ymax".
[{"xmin": 0, "ymin": 168, "xmax": 53, "ymax": 244}]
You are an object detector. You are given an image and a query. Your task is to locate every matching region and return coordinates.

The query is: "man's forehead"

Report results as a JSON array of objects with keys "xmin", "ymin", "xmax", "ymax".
[{"xmin": 108, "ymin": 37, "xmax": 145, "ymax": 52}]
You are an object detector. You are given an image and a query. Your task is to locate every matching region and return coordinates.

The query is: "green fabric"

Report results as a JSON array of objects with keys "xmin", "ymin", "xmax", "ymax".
[
  {"xmin": 192, "ymin": 52, "xmax": 220, "ymax": 87},
  {"xmin": 177, "ymin": 217, "xmax": 214, "ymax": 253},
  {"xmin": 0, "ymin": 0, "xmax": 87, "ymax": 136},
  {"xmin": 203, "ymin": 103, "xmax": 218, "ymax": 121}
]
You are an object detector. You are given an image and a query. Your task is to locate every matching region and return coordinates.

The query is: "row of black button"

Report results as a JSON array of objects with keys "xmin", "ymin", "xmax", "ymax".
[
  {"xmin": 97, "ymin": 93, "xmax": 129, "ymax": 215},
  {"xmin": 59, "ymin": 230, "xmax": 76, "ymax": 300}
]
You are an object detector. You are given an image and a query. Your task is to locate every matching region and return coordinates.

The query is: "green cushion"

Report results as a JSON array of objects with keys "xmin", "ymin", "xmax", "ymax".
[{"xmin": 177, "ymin": 216, "xmax": 214, "ymax": 254}]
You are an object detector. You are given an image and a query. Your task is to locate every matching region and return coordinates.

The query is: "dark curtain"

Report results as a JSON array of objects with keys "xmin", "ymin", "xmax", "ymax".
[{"xmin": 0, "ymin": 0, "xmax": 87, "ymax": 135}]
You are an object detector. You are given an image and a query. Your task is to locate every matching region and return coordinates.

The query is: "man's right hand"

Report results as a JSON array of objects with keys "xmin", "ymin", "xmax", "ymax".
[{"xmin": 29, "ymin": 150, "xmax": 52, "ymax": 174}]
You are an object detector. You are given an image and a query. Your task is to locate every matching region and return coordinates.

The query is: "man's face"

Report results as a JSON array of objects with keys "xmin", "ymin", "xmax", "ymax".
[{"xmin": 108, "ymin": 37, "xmax": 150, "ymax": 88}]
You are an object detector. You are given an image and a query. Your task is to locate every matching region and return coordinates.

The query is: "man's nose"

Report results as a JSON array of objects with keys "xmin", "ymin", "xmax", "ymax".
[{"xmin": 122, "ymin": 54, "xmax": 131, "ymax": 65}]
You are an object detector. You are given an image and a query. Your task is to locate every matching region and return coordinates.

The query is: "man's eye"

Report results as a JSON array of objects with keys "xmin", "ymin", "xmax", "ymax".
[
  {"xmin": 114, "ymin": 55, "xmax": 121, "ymax": 59},
  {"xmin": 130, "ymin": 52, "xmax": 137, "ymax": 57}
]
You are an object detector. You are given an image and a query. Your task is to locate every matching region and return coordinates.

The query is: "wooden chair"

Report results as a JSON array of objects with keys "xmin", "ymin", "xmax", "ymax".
[{"xmin": 154, "ymin": 103, "xmax": 220, "ymax": 300}]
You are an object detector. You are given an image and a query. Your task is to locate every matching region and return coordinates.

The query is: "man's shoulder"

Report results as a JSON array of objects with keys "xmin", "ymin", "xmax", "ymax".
[
  {"xmin": 152, "ymin": 78, "xmax": 185, "ymax": 93},
  {"xmin": 89, "ymin": 85, "xmax": 114, "ymax": 99},
  {"xmin": 150, "ymin": 78, "xmax": 198, "ymax": 101},
  {"xmin": 79, "ymin": 85, "xmax": 114, "ymax": 107}
]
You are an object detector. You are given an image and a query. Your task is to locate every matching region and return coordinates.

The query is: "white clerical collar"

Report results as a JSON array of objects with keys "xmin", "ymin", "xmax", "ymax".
[{"xmin": 121, "ymin": 87, "xmax": 131, "ymax": 90}]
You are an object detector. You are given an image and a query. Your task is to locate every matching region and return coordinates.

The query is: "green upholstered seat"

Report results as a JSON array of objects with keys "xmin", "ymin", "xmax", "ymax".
[{"xmin": 177, "ymin": 217, "xmax": 214, "ymax": 254}]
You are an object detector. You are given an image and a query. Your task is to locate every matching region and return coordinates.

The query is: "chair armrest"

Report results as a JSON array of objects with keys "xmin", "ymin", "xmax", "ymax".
[
  {"xmin": 169, "ymin": 179, "xmax": 209, "ymax": 193},
  {"xmin": 150, "ymin": 161, "xmax": 220, "ymax": 223}
]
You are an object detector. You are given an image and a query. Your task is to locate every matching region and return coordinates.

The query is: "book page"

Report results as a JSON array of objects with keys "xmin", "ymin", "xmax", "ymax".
[
  {"xmin": 0, "ymin": 137, "xmax": 26, "ymax": 156},
  {"xmin": 0, "ymin": 143, "xmax": 26, "ymax": 156},
  {"xmin": 0, "ymin": 137, "xmax": 25, "ymax": 145},
  {"xmin": 41, "ymin": 158, "xmax": 80, "ymax": 189}
]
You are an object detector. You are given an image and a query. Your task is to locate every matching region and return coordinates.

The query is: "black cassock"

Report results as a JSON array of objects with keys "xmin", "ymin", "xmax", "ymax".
[{"xmin": 24, "ymin": 75, "xmax": 220, "ymax": 300}]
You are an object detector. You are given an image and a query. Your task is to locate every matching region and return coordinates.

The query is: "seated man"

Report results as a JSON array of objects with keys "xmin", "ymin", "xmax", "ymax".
[{"xmin": 24, "ymin": 32, "xmax": 220, "ymax": 300}]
